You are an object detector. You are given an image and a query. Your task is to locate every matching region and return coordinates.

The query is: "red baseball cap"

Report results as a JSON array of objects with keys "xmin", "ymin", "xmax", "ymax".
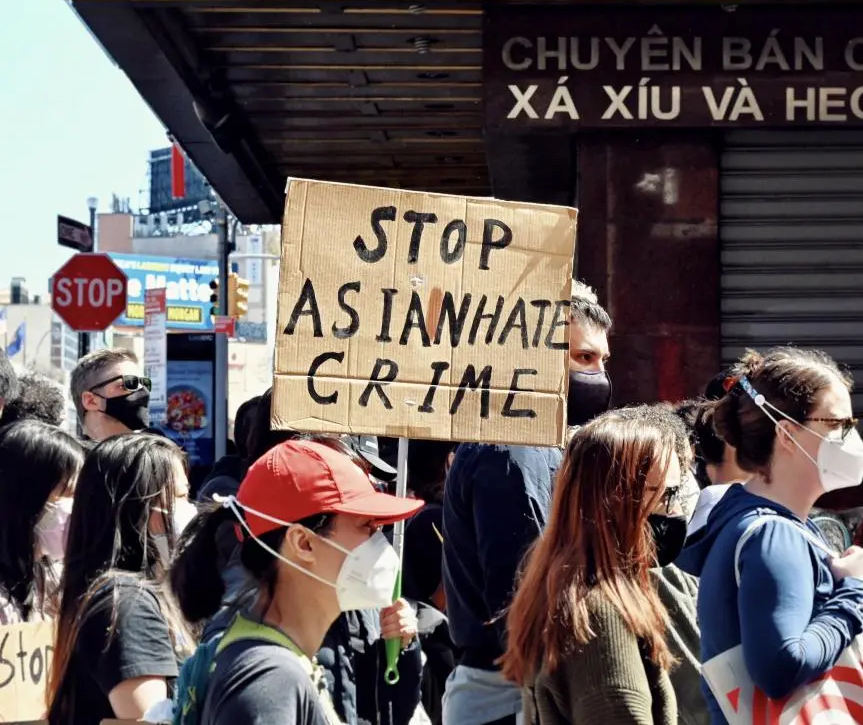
[{"xmin": 237, "ymin": 439, "xmax": 423, "ymax": 538}]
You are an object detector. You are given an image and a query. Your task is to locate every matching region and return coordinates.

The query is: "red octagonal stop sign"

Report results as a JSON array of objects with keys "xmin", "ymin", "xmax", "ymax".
[{"xmin": 51, "ymin": 253, "xmax": 128, "ymax": 332}]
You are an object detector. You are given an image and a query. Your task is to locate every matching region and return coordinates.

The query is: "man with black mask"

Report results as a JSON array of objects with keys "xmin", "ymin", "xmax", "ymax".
[
  {"xmin": 70, "ymin": 348, "xmax": 151, "ymax": 442},
  {"xmin": 566, "ymin": 281, "xmax": 612, "ymax": 428},
  {"xmin": 442, "ymin": 280, "xmax": 612, "ymax": 725}
]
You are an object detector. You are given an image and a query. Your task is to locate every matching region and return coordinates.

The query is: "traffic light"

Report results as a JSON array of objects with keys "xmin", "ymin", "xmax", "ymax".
[
  {"xmin": 209, "ymin": 279, "xmax": 219, "ymax": 317},
  {"xmin": 228, "ymin": 273, "xmax": 249, "ymax": 318}
]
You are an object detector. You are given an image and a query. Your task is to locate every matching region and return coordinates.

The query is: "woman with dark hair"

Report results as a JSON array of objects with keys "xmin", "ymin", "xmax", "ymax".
[
  {"xmin": 170, "ymin": 438, "xmax": 423, "ymax": 724},
  {"xmin": 246, "ymin": 387, "xmax": 297, "ymax": 463},
  {"xmin": 190, "ymin": 431, "xmax": 425, "ymax": 725},
  {"xmin": 47, "ymin": 433, "xmax": 197, "ymax": 724},
  {"xmin": 0, "ymin": 420, "xmax": 84, "ymax": 623},
  {"xmin": 501, "ymin": 406, "xmax": 690, "ymax": 724},
  {"xmin": 678, "ymin": 347, "xmax": 863, "ymax": 722}
]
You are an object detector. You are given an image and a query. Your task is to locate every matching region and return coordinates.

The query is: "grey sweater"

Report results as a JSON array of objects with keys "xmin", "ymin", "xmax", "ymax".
[{"xmin": 650, "ymin": 565, "xmax": 709, "ymax": 725}]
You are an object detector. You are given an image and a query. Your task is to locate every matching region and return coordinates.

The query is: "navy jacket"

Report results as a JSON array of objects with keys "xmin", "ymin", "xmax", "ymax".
[
  {"xmin": 677, "ymin": 484, "xmax": 863, "ymax": 723},
  {"xmin": 442, "ymin": 443, "xmax": 562, "ymax": 670},
  {"xmin": 319, "ymin": 609, "xmax": 423, "ymax": 725}
]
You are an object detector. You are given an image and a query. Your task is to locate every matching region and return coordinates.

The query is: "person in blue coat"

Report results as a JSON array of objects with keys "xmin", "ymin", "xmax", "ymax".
[{"xmin": 677, "ymin": 347, "xmax": 863, "ymax": 723}]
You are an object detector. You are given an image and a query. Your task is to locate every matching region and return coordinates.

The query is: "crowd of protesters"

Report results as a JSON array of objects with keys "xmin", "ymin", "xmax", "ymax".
[{"xmin": 0, "ymin": 278, "xmax": 861, "ymax": 725}]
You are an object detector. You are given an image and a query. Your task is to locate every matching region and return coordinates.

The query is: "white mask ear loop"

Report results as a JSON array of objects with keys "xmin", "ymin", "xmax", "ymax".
[
  {"xmin": 739, "ymin": 377, "xmax": 821, "ymax": 467},
  {"xmin": 214, "ymin": 494, "xmax": 339, "ymax": 591}
]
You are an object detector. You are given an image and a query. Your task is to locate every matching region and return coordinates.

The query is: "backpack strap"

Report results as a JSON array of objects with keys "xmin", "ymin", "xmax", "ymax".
[
  {"xmin": 733, "ymin": 513, "xmax": 838, "ymax": 587},
  {"xmin": 217, "ymin": 615, "xmax": 306, "ymax": 658},
  {"xmin": 216, "ymin": 615, "xmax": 343, "ymax": 725}
]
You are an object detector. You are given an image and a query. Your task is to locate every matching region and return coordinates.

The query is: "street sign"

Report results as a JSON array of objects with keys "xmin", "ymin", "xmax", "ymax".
[
  {"xmin": 57, "ymin": 215, "xmax": 93, "ymax": 253},
  {"xmin": 213, "ymin": 315, "xmax": 236, "ymax": 336},
  {"xmin": 144, "ymin": 288, "xmax": 168, "ymax": 423},
  {"xmin": 51, "ymin": 253, "xmax": 128, "ymax": 332}
]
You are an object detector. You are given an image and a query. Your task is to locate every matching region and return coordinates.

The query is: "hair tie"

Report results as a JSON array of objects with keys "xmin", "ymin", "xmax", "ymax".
[
  {"xmin": 722, "ymin": 375, "xmax": 739, "ymax": 393},
  {"xmin": 738, "ymin": 376, "xmax": 766, "ymax": 407}
]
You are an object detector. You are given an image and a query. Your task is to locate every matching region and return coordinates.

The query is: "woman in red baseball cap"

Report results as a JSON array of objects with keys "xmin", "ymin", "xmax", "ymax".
[{"xmin": 171, "ymin": 436, "xmax": 422, "ymax": 725}]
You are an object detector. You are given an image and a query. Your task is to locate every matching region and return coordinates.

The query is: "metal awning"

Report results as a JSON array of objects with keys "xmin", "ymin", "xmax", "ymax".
[{"xmin": 72, "ymin": 0, "xmax": 488, "ymax": 223}]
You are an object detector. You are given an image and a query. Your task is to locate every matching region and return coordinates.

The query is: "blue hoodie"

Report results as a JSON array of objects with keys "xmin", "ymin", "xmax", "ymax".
[{"xmin": 677, "ymin": 484, "xmax": 863, "ymax": 723}]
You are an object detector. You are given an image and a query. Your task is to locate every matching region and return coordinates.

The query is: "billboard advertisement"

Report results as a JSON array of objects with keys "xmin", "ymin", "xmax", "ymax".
[
  {"xmin": 158, "ymin": 334, "xmax": 216, "ymax": 486},
  {"xmin": 109, "ymin": 253, "xmax": 217, "ymax": 331}
]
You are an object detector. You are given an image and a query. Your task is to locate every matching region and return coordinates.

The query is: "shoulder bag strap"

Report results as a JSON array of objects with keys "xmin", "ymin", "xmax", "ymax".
[{"xmin": 734, "ymin": 514, "xmax": 838, "ymax": 587}]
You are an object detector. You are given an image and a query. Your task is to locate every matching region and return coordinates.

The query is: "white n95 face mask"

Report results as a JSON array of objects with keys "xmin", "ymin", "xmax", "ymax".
[
  {"xmin": 326, "ymin": 530, "xmax": 400, "ymax": 612},
  {"xmin": 816, "ymin": 429, "xmax": 863, "ymax": 492},
  {"xmin": 737, "ymin": 377, "xmax": 863, "ymax": 493},
  {"xmin": 221, "ymin": 496, "xmax": 399, "ymax": 612}
]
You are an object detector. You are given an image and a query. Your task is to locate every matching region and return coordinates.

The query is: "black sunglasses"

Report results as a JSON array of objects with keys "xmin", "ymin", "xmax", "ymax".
[
  {"xmin": 805, "ymin": 417, "xmax": 859, "ymax": 441},
  {"xmin": 89, "ymin": 374, "xmax": 152, "ymax": 394},
  {"xmin": 661, "ymin": 486, "xmax": 682, "ymax": 511}
]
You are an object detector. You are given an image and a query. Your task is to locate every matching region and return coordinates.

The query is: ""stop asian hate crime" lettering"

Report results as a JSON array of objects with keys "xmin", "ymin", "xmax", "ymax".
[{"xmin": 282, "ymin": 205, "xmax": 570, "ymax": 421}]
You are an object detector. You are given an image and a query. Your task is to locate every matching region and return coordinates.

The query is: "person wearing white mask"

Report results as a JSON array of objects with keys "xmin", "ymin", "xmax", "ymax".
[
  {"xmin": 169, "ymin": 437, "xmax": 423, "ymax": 725},
  {"xmin": 677, "ymin": 347, "xmax": 863, "ymax": 724},
  {"xmin": 47, "ymin": 434, "xmax": 194, "ymax": 725},
  {"xmin": 0, "ymin": 420, "xmax": 84, "ymax": 624}
]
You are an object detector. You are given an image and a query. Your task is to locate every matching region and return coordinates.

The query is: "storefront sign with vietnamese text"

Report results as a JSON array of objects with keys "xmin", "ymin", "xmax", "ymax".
[{"xmin": 484, "ymin": 6, "xmax": 863, "ymax": 128}]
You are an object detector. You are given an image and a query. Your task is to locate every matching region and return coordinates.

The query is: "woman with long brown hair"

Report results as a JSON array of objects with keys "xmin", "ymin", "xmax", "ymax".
[{"xmin": 500, "ymin": 406, "xmax": 691, "ymax": 724}]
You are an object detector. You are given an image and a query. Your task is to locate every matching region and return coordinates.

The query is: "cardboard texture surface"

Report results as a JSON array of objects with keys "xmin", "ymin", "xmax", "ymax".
[
  {"xmin": 0, "ymin": 621, "xmax": 54, "ymax": 722},
  {"xmin": 274, "ymin": 179, "xmax": 576, "ymax": 446}
]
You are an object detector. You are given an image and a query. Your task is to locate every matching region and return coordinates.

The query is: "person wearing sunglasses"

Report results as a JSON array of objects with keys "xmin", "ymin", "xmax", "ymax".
[
  {"xmin": 70, "ymin": 348, "xmax": 152, "ymax": 442},
  {"xmin": 501, "ymin": 406, "xmax": 693, "ymax": 725}
]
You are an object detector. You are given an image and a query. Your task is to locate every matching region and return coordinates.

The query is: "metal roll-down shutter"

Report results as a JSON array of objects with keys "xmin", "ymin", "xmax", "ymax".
[{"xmin": 720, "ymin": 129, "xmax": 863, "ymax": 416}]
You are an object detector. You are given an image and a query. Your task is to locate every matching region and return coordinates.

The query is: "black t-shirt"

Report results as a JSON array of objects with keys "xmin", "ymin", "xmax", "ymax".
[
  {"xmin": 66, "ymin": 577, "xmax": 180, "ymax": 723},
  {"xmin": 202, "ymin": 637, "xmax": 333, "ymax": 725}
]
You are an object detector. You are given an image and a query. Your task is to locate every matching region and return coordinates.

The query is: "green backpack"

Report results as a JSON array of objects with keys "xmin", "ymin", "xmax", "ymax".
[{"xmin": 172, "ymin": 624, "xmax": 233, "ymax": 725}]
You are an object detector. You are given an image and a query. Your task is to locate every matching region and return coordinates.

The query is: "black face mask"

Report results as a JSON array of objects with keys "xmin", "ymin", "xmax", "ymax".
[
  {"xmin": 567, "ymin": 370, "xmax": 612, "ymax": 427},
  {"xmin": 102, "ymin": 388, "xmax": 151, "ymax": 431},
  {"xmin": 648, "ymin": 513, "xmax": 688, "ymax": 568}
]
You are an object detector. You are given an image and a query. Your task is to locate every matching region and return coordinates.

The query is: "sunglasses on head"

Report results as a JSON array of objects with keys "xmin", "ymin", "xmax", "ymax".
[
  {"xmin": 805, "ymin": 417, "xmax": 859, "ymax": 441},
  {"xmin": 89, "ymin": 374, "xmax": 152, "ymax": 394}
]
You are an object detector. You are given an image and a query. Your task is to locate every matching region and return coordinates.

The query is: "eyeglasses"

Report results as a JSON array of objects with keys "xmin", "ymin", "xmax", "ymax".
[
  {"xmin": 804, "ymin": 417, "xmax": 859, "ymax": 440},
  {"xmin": 661, "ymin": 485, "xmax": 682, "ymax": 512},
  {"xmin": 89, "ymin": 374, "xmax": 152, "ymax": 394}
]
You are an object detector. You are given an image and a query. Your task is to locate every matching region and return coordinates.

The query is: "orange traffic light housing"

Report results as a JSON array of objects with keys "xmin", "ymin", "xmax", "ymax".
[{"xmin": 228, "ymin": 273, "xmax": 249, "ymax": 318}]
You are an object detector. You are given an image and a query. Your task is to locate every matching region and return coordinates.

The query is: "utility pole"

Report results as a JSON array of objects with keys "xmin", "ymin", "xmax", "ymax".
[
  {"xmin": 77, "ymin": 197, "xmax": 98, "ymax": 360},
  {"xmin": 214, "ymin": 203, "xmax": 230, "ymax": 460}
]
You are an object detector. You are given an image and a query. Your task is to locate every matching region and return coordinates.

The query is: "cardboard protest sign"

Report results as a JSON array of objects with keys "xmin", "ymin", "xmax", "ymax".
[
  {"xmin": 273, "ymin": 179, "xmax": 576, "ymax": 446},
  {"xmin": 0, "ymin": 621, "xmax": 54, "ymax": 722}
]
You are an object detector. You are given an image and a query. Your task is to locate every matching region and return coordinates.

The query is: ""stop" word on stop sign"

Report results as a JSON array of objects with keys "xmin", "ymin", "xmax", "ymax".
[{"xmin": 51, "ymin": 253, "xmax": 129, "ymax": 332}]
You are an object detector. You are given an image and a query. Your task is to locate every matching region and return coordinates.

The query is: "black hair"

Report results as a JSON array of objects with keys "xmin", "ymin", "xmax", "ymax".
[
  {"xmin": 0, "ymin": 349, "xmax": 18, "ymax": 405},
  {"xmin": 0, "ymin": 421, "xmax": 84, "ymax": 618},
  {"xmin": 704, "ymin": 370, "xmax": 732, "ymax": 402},
  {"xmin": 713, "ymin": 347, "xmax": 851, "ymax": 480},
  {"xmin": 246, "ymin": 388, "xmax": 299, "ymax": 464},
  {"xmin": 570, "ymin": 280, "xmax": 612, "ymax": 332},
  {"xmin": 234, "ymin": 395, "xmax": 261, "ymax": 460},
  {"xmin": 49, "ymin": 433, "xmax": 187, "ymax": 722},
  {"xmin": 60, "ymin": 434, "xmax": 186, "ymax": 590},
  {"xmin": 171, "ymin": 433, "xmax": 369, "ymax": 624},
  {"xmin": 0, "ymin": 373, "xmax": 66, "ymax": 427},
  {"xmin": 171, "ymin": 506, "xmax": 335, "ymax": 624},
  {"xmin": 675, "ymin": 399, "xmax": 727, "ymax": 489},
  {"xmin": 407, "ymin": 439, "xmax": 458, "ymax": 504}
]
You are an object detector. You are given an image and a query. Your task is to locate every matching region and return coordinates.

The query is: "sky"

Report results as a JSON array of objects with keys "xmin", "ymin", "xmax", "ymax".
[{"xmin": 0, "ymin": 0, "xmax": 168, "ymax": 295}]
